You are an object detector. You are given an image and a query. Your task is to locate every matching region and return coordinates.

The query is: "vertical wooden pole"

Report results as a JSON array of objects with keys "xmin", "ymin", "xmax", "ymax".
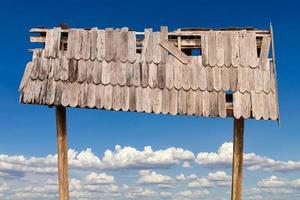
[
  {"xmin": 231, "ymin": 118, "xmax": 244, "ymax": 200},
  {"xmin": 56, "ymin": 106, "xmax": 69, "ymax": 200}
]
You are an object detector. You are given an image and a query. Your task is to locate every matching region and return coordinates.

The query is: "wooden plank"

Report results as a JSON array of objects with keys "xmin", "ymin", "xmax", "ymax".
[
  {"xmin": 117, "ymin": 62, "xmax": 127, "ymax": 86},
  {"xmin": 195, "ymin": 90, "xmax": 203, "ymax": 116},
  {"xmin": 69, "ymin": 82, "xmax": 79, "ymax": 107},
  {"xmin": 231, "ymin": 118, "xmax": 244, "ymax": 200},
  {"xmin": 198, "ymin": 57, "xmax": 207, "ymax": 90},
  {"xmin": 105, "ymin": 28, "xmax": 114, "ymax": 61},
  {"xmin": 241, "ymin": 92, "xmax": 251, "ymax": 119},
  {"xmin": 90, "ymin": 28, "xmax": 98, "ymax": 60},
  {"xmin": 165, "ymin": 56, "xmax": 174, "ymax": 89},
  {"xmin": 161, "ymin": 88, "xmax": 170, "ymax": 114},
  {"xmin": 74, "ymin": 29, "xmax": 83, "ymax": 60},
  {"xmin": 140, "ymin": 28, "xmax": 152, "ymax": 63},
  {"xmin": 206, "ymin": 66, "xmax": 214, "ymax": 91},
  {"xmin": 262, "ymin": 93, "xmax": 269, "ymax": 120},
  {"xmin": 209, "ymin": 91, "xmax": 218, "ymax": 117},
  {"xmin": 148, "ymin": 62, "xmax": 158, "ymax": 88},
  {"xmin": 190, "ymin": 57, "xmax": 199, "ymax": 90},
  {"xmin": 143, "ymin": 87, "xmax": 152, "ymax": 113},
  {"xmin": 114, "ymin": 29, "xmax": 121, "ymax": 61},
  {"xmin": 233, "ymin": 91, "xmax": 242, "ymax": 119},
  {"xmin": 239, "ymin": 30, "xmax": 249, "ymax": 67},
  {"xmin": 133, "ymin": 57, "xmax": 141, "ymax": 86},
  {"xmin": 45, "ymin": 79, "xmax": 56, "ymax": 105},
  {"xmin": 231, "ymin": 31, "xmax": 240, "ymax": 67},
  {"xmin": 110, "ymin": 61, "xmax": 118, "ymax": 85},
  {"xmin": 112, "ymin": 85, "xmax": 122, "ymax": 111},
  {"xmin": 178, "ymin": 88, "xmax": 187, "ymax": 115},
  {"xmin": 248, "ymin": 32, "xmax": 258, "ymax": 68},
  {"xmin": 262, "ymin": 59, "xmax": 271, "ymax": 93},
  {"xmin": 86, "ymin": 83, "xmax": 96, "ymax": 108},
  {"xmin": 39, "ymin": 57, "xmax": 51, "ymax": 80},
  {"xmin": 182, "ymin": 63, "xmax": 191, "ymax": 90},
  {"xmin": 121, "ymin": 86, "xmax": 130, "ymax": 111},
  {"xmin": 66, "ymin": 29, "xmax": 75, "ymax": 59},
  {"xmin": 213, "ymin": 67, "xmax": 222, "ymax": 91},
  {"xmin": 169, "ymin": 88, "xmax": 178, "ymax": 115},
  {"xmin": 86, "ymin": 60, "xmax": 94, "ymax": 83},
  {"xmin": 224, "ymin": 31, "xmax": 232, "ymax": 67},
  {"xmin": 251, "ymin": 91, "xmax": 262, "ymax": 120},
  {"xmin": 68, "ymin": 59, "xmax": 78, "ymax": 83},
  {"xmin": 201, "ymin": 32, "xmax": 209, "ymax": 66},
  {"xmin": 96, "ymin": 29, "xmax": 106, "ymax": 61},
  {"xmin": 95, "ymin": 84, "xmax": 104, "ymax": 109},
  {"xmin": 60, "ymin": 56, "xmax": 69, "ymax": 81},
  {"xmin": 53, "ymin": 58, "xmax": 61, "ymax": 81},
  {"xmin": 104, "ymin": 84, "xmax": 113, "ymax": 110},
  {"xmin": 152, "ymin": 88, "xmax": 162, "ymax": 114},
  {"xmin": 54, "ymin": 81, "xmax": 63, "ymax": 105},
  {"xmin": 259, "ymin": 35, "xmax": 271, "ymax": 69},
  {"xmin": 77, "ymin": 59, "xmax": 87, "ymax": 83},
  {"xmin": 55, "ymin": 106, "xmax": 69, "ymax": 200},
  {"xmin": 101, "ymin": 60, "xmax": 111, "ymax": 85},
  {"xmin": 135, "ymin": 86, "xmax": 143, "ymax": 112},
  {"xmin": 218, "ymin": 91, "xmax": 226, "ymax": 118},
  {"xmin": 146, "ymin": 30, "xmax": 153, "ymax": 63},
  {"xmin": 229, "ymin": 67, "xmax": 238, "ymax": 91},
  {"xmin": 221, "ymin": 67, "xmax": 230, "ymax": 91},
  {"xmin": 120, "ymin": 28, "xmax": 129, "ymax": 62},
  {"xmin": 216, "ymin": 31, "xmax": 225, "ymax": 67},
  {"xmin": 208, "ymin": 31, "xmax": 217, "ymax": 66},
  {"xmin": 153, "ymin": 32, "xmax": 161, "ymax": 64},
  {"xmin": 141, "ymin": 61, "xmax": 149, "ymax": 87},
  {"xmin": 126, "ymin": 62, "xmax": 134, "ymax": 86},
  {"xmin": 157, "ymin": 63, "xmax": 166, "ymax": 89},
  {"xmin": 45, "ymin": 27, "xmax": 61, "ymax": 58},
  {"xmin": 160, "ymin": 40, "xmax": 191, "ymax": 64},
  {"xmin": 81, "ymin": 30, "xmax": 91, "ymax": 60},
  {"xmin": 237, "ymin": 67, "xmax": 249, "ymax": 93},
  {"xmin": 129, "ymin": 85, "xmax": 136, "ymax": 111},
  {"xmin": 187, "ymin": 90, "xmax": 196, "ymax": 115},
  {"xmin": 202, "ymin": 90, "xmax": 210, "ymax": 117},
  {"xmin": 92, "ymin": 60, "xmax": 102, "ymax": 84},
  {"xmin": 160, "ymin": 26, "xmax": 168, "ymax": 64},
  {"xmin": 173, "ymin": 57, "xmax": 183, "ymax": 89},
  {"xmin": 128, "ymin": 31, "xmax": 136, "ymax": 63},
  {"xmin": 78, "ymin": 82, "xmax": 88, "ymax": 108}
]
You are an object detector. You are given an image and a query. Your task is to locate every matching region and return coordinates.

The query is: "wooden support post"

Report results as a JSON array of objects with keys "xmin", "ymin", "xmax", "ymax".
[
  {"xmin": 231, "ymin": 118, "xmax": 244, "ymax": 200},
  {"xmin": 56, "ymin": 106, "xmax": 69, "ymax": 200}
]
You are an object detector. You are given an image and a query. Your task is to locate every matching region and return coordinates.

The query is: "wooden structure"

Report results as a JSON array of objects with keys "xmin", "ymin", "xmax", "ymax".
[{"xmin": 19, "ymin": 25, "xmax": 279, "ymax": 200}]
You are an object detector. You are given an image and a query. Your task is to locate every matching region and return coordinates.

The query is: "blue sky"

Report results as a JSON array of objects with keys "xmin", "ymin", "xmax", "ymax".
[{"xmin": 0, "ymin": 0, "xmax": 300, "ymax": 199}]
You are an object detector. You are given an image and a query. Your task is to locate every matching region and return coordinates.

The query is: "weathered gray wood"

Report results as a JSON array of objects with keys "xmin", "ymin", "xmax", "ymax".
[
  {"xmin": 160, "ymin": 26, "xmax": 168, "ymax": 64},
  {"xmin": 162, "ymin": 88, "xmax": 170, "ymax": 114},
  {"xmin": 216, "ymin": 31, "xmax": 225, "ymax": 67},
  {"xmin": 112, "ymin": 85, "xmax": 122, "ymax": 111},
  {"xmin": 90, "ymin": 28, "xmax": 98, "ymax": 60},
  {"xmin": 218, "ymin": 91, "xmax": 226, "ymax": 118},
  {"xmin": 105, "ymin": 28, "xmax": 114, "ymax": 61},
  {"xmin": 233, "ymin": 91, "xmax": 242, "ymax": 119},
  {"xmin": 60, "ymin": 56, "xmax": 69, "ymax": 81},
  {"xmin": 201, "ymin": 33, "xmax": 209, "ymax": 66},
  {"xmin": 68, "ymin": 59, "xmax": 78, "ymax": 83},
  {"xmin": 92, "ymin": 60, "xmax": 102, "ymax": 84},
  {"xmin": 178, "ymin": 89, "xmax": 187, "ymax": 115},
  {"xmin": 206, "ymin": 66, "xmax": 214, "ymax": 91},
  {"xmin": 152, "ymin": 88, "xmax": 162, "ymax": 114},
  {"xmin": 128, "ymin": 31, "xmax": 136, "ymax": 63},
  {"xmin": 213, "ymin": 67, "xmax": 222, "ymax": 91},
  {"xmin": 198, "ymin": 57, "xmax": 207, "ymax": 90},
  {"xmin": 262, "ymin": 59, "xmax": 271, "ymax": 93},
  {"xmin": 133, "ymin": 57, "xmax": 141, "ymax": 86},
  {"xmin": 114, "ymin": 29, "xmax": 121, "ymax": 61},
  {"xmin": 110, "ymin": 61, "xmax": 118, "ymax": 85},
  {"xmin": 69, "ymin": 82, "xmax": 79, "ymax": 107},
  {"xmin": 77, "ymin": 60, "xmax": 87, "ymax": 83},
  {"xmin": 95, "ymin": 84, "xmax": 104, "ymax": 109},
  {"xmin": 231, "ymin": 117, "xmax": 244, "ymax": 200},
  {"xmin": 160, "ymin": 40, "xmax": 191, "ymax": 64},
  {"xmin": 61, "ymin": 82, "xmax": 70, "ymax": 107},
  {"xmin": 129, "ymin": 85, "xmax": 136, "ymax": 111},
  {"xmin": 81, "ymin": 30, "xmax": 91, "ymax": 60},
  {"xmin": 74, "ymin": 29, "xmax": 83, "ymax": 60},
  {"xmin": 135, "ymin": 86, "xmax": 143, "ymax": 112},
  {"xmin": 202, "ymin": 90, "xmax": 210, "ymax": 117},
  {"xmin": 146, "ymin": 30, "xmax": 153, "ymax": 63},
  {"xmin": 66, "ymin": 29, "xmax": 76, "ymax": 59},
  {"xmin": 104, "ymin": 84, "xmax": 113, "ymax": 110},
  {"xmin": 140, "ymin": 29, "xmax": 152, "ymax": 63},
  {"xmin": 221, "ymin": 67, "xmax": 230, "ymax": 91},
  {"xmin": 195, "ymin": 90, "xmax": 203, "ymax": 116},
  {"xmin": 262, "ymin": 93, "xmax": 269, "ymax": 120},
  {"xmin": 54, "ymin": 81, "xmax": 63, "ymax": 105},
  {"xmin": 141, "ymin": 61, "xmax": 149, "ymax": 87},
  {"xmin": 157, "ymin": 63, "xmax": 166, "ymax": 89},
  {"xmin": 231, "ymin": 31, "xmax": 240, "ymax": 67},
  {"xmin": 208, "ymin": 31, "xmax": 217, "ymax": 66},
  {"xmin": 153, "ymin": 32, "xmax": 161, "ymax": 64},
  {"xmin": 120, "ymin": 28, "xmax": 129, "ymax": 62},
  {"xmin": 174, "ymin": 58, "xmax": 183, "ymax": 89},
  {"xmin": 248, "ymin": 32, "xmax": 258, "ymax": 68},
  {"xmin": 165, "ymin": 56, "xmax": 174, "ymax": 89},
  {"xmin": 229, "ymin": 67, "xmax": 238, "ymax": 91},
  {"xmin": 209, "ymin": 91, "xmax": 218, "ymax": 117},
  {"xmin": 190, "ymin": 57, "xmax": 199, "ymax": 90},
  {"xmin": 224, "ymin": 31, "xmax": 232, "ymax": 67},
  {"xmin": 96, "ymin": 29, "xmax": 106, "ymax": 61},
  {"xmin": 126, "ymin": 62, "xmax": 134, "ymax": 86},
  {"xmin": 187, "ymin": 90, "xmax": 196, "ymax": 115},
  {"xmin": 78, "ymin": 82, "xmax": 88, "ymax": 108},
  {"xmin": 143, "ymin": 87, "xmax": 152, "ymax": 113},
  {"xmin": 56, "ymin": 106, "xmax": 69, "ymax": 200},
  {"xmin": 182, "ymin": 64, "xmax": 191, "ymax": 90},
  {"xmin": 121, "ymin": 86, "xmax": 130, "ymax": 111},
  {"xmin": 117, "ymin": 62, "xmax": 127, "ymax": 86},
  {"xmin": 259, "ymin": 35, "xmax": 271, "ymax": 69},
  {"xmin": 239, "ymin": 30, "xmax": 249, "ymax": 67},
  {"xmin": 45, "ymin": 27, "xmax": 61, "ymax": 58},
  {"xmin": 241, "ymin": 92, "xmax": 251, "ymax": 118},
  {"xmin": 149, "ymin": 62, "xmax": 158, "ymax": 88},
  {"xmin": 169, "ymin": 88, "xmax": 178, "ymax": 115},
  {"xmin": 101, "ymin": 61, "xmax": 111, "ymax": 85}
]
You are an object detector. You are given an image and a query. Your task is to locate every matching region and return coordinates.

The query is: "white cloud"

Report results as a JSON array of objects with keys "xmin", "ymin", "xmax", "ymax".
[
  {"xmin": 195, "ymin": 142, "xmax": 300, "ymax": 172},
  {"xmin": 257, "ymin": 176, "xmax": 300, "ymax": 189},
  {"xmin": 182, "ymin": 161, "xmax": 191, "ymax": 168},
  {"xmin": 137, "ymin": 170, "xmax": 174, "ymax": 185},
  {"xmin": 176, "ymin": 190, "xmax": 210, "ymax": 199},
  {"xmin": 85, "ymin": 172, "xmax": 115, "ymax": 185},
  {"xmin": 188, "ymin": 178, "xmax": 213, "ymax": 188}
]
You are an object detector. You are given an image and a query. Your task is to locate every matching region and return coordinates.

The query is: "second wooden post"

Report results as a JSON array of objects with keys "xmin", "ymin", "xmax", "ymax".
[
  {"xmin": 56, "ymin": 106, "xmax": 69, "ymax": 200},
  {"xmin": 231, "ymin": 118, "xmax": 244, "ymax": 200}
]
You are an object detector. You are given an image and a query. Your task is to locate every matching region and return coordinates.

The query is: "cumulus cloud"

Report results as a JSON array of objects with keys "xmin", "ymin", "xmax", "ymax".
[
  {"xmin": 137, "ymin": 170, "xmax": 174, "ymax": 185},
  {"xmin": 195, "ymin": 142, "xmax": 300, "ymax": 172},
  {"xmin": 85, "ymin": 172, "xmax": 115, "ymax": 185},
  {"xmin": 176, "ymin": 190, "xmax": 210, "ymax": 199}
]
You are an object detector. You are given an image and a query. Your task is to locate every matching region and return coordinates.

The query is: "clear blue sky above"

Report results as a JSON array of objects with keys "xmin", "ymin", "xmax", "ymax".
[{"xmin": 0, "ymin": 0, "xmax": 299, "ymax": 199}]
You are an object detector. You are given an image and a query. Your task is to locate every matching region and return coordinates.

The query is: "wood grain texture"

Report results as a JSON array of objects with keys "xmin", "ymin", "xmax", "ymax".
[{"xmin": 160, "ymin": 40, "xmax": 191, "ymax": 64}]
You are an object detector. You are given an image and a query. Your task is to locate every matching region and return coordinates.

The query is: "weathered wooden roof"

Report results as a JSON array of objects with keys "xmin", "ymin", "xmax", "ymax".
[{"xmin": 19, "ymin": 26, "xmax": 279, "ymax": 120}]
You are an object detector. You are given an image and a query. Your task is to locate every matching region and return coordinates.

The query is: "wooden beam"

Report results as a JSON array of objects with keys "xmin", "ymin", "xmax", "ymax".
[
  {"xmin": 56, "ymin": 106, "xmax": 69, "ymax": 200},
  {"xmin": 231, "ymin": 118, "xmax": 244, "ymax": 200}
]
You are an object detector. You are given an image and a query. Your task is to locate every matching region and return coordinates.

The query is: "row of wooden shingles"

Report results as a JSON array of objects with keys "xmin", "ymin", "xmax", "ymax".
[
  {"xmin": 43, "ymin": 27, "xmax": 168, "ymax": 64},
  {"xmin": 201, "ymin": 30, "xmax": 271, "ymax": 69},
  {"xmin": 29, "ymin": 50, "xmax": 276, "ymax": 95}
]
